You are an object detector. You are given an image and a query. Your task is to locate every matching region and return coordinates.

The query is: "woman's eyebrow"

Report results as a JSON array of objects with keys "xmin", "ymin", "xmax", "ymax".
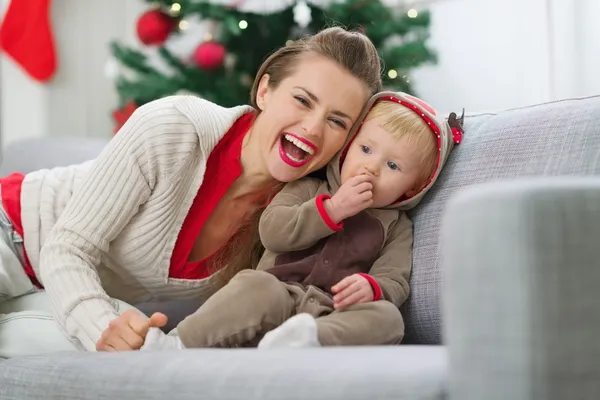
[{"xmin": 294, "ymin": 86, "xmax": 353, "ymax": 122}]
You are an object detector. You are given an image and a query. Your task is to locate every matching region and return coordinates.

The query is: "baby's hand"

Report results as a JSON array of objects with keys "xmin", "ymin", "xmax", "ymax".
[
  {"xmin": 324, "ymin": 175, "xmax": 373, "ymax": 223},
  {"xmin": 331, "ymin": 274, "xmax": 374, "ymax": 310}
]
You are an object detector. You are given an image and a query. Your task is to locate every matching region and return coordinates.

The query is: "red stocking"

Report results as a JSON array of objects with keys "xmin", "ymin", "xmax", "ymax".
[{"xmin": 0, "ymin": 0, "xmax": 57, "ymax": 82}]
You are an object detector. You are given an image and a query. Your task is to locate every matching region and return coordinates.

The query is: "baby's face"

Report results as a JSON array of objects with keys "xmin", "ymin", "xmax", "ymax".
[{"xmin": 340, "ymin": 116, "xmax": 425, "ymax": 208}]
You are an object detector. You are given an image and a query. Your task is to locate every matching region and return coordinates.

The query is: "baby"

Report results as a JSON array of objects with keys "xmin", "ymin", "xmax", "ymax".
[{"xmin": 142, "ymin": 91, "xmax": 464, "ymax": 349}]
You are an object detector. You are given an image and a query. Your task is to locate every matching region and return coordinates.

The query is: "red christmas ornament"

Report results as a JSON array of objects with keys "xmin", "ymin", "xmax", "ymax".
[
  {"xmin": 193, "ymin": 41, "xmax": 226, "ymax": 71},
  {"xmin": 112, "ymin": 101, "xmax": 138, "ymax": 134},
  {"xmin": 136, "ymin": 9, "xmax": 176, "ymax": 46}
]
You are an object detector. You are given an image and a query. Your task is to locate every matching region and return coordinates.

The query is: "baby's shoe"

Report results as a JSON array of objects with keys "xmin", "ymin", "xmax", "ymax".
[
  {"xmin": 140, "ymin": 327, "xmax": 185, "ymax": 351},
  {"xmin": 258, "ymin": 313, "xmax": 321, "ymax": 349}
]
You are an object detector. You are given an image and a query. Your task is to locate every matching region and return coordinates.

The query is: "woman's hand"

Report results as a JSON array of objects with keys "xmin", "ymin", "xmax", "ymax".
[
  {"xmin": 96, "ymin": 310, "xmax": 168, "ymax": 351},
  {"xmin": 331, "ymin": 274, "xmax": 374, "ymax": 310}
]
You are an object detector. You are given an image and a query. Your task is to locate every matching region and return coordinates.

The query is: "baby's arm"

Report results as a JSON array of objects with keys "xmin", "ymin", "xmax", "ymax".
[
  {"xmin": 362, "ymin": 213, "xmax": 413, "ymax": 308},
  {"xmin": 259, "ymin": 178, "xmax": 341, "ymax": 253}
]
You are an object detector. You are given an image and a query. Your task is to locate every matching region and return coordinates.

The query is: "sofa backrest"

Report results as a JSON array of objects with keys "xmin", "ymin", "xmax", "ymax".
[
  {"xmin": 0, "ymin": 137, "xmax": 110, "ymax": 176},
  {"xmin": 404, "ymin": 95, "xmax": 600, "ymax": 344}
]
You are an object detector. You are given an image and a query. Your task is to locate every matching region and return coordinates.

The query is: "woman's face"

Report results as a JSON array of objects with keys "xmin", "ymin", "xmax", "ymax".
[{"xmin": 253, "ymin": 52, "xmax": 369, "ymax": 183}]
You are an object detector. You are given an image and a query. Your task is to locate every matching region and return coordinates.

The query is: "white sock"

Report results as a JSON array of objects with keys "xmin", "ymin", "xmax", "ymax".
[
  {"xmin": 258, "ymin": 313, "xmax": 321, "ymax": 349},
  {"xmin": 140, "ymin": 327, "xmax": 186, "ymax": 351}
]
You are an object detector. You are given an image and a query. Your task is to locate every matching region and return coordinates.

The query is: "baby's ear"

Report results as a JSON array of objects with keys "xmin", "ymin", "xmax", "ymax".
[
  {"xmin": 405, "ymin": 187, "xmax": 419, "ymax": 198},
  {"xmin": 447, "ymin": 108, "xmax": 465, "ymax": 131}
]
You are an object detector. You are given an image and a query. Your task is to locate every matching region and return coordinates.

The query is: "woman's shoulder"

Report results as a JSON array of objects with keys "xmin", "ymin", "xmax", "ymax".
[
  {"xmin": 132, "ymin": 95, "xmax": 254, "ymax": 147},
  {"xmin": 171, "ymin": 95, "xmax": 254, "ymax": 137}
]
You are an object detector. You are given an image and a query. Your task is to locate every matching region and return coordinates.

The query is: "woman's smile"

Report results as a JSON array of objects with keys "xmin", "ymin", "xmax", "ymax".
[{"xmin": 279, "ymin": 132, "xmax": 318, "ymax": 168}]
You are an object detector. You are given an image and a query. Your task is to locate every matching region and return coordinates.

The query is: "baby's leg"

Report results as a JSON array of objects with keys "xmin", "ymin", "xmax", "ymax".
[
  {"xmin": 317, "ymin": 301, "xmax": 405, "ymax": 346},
  {"xmin": 176, "ymin": 270, "xmax": 296, "ymax": 348},
  {"xmin": 258, "ymin": 285, "xmax": 332, "ymax": 349}
]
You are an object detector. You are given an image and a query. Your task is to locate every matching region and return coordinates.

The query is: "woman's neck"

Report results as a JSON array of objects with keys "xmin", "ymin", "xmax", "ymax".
[{"xmin": 230, "ymin": 125, "xmax": 280, "ymax": 201}]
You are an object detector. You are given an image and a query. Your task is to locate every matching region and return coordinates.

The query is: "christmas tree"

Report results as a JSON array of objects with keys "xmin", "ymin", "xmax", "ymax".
[{"xmin": 109, "ymin": 0, "xmax": 436, "ymax": 131}]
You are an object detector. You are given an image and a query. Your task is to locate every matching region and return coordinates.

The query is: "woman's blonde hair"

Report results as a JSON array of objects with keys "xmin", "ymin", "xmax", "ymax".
[
  {"xmin": 211, "ymin": 27, "xmax": 382, "ymax": 285},
  {"xmin": 365, "ymin": 101, "xmax": 438, "ymax": 190}
]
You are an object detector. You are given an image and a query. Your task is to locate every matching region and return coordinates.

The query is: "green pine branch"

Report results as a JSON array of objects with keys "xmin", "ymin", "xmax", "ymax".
[{"xmin": 111, "ymin": 0, "xmax": 436, "ymax": 110}]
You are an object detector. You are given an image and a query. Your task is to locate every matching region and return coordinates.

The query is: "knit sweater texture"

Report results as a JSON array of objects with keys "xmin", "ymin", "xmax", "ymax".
[{"xmin": 21, "ymin": 95, "xmax": 252, "ymax": 350}]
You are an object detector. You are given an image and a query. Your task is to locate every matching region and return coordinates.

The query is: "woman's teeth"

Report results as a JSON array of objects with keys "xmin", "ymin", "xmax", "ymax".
[
  {"xmin": 287, "ymin": 154, "xmax": 303, "ymax": 163},
  {"xmin": 284, "ymin": 134, "xmax": 315, "ymax": 155}
]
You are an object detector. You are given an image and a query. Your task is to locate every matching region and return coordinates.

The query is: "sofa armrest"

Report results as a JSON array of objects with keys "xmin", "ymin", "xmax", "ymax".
[
  {"xmin": 441, "ymin": 177, "xmax": 600, "ymax": 400},
  {"xmin": 0, "ymin": 347, "xmax": 447, "ymax": 400}
]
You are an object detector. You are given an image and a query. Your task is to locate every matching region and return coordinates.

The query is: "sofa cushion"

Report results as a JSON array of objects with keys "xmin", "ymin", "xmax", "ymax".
[
  {"xmin": 0, "ymin": 346, "xmax": 447, "ymax": 400},
  {"xmin": 403, "ymin": 95, "xmax": 600, "ymax": 344}
]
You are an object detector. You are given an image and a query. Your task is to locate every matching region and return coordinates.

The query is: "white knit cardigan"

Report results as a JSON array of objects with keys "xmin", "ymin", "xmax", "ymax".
[{"xmin": 20, "ymin": 95, "xmax": 253, "ymax": 350}]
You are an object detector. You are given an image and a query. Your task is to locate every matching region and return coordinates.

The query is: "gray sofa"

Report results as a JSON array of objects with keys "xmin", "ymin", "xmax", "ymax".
[{"xmin": 1, "ymin": 95, "xmax": 599, "ymax": 400}]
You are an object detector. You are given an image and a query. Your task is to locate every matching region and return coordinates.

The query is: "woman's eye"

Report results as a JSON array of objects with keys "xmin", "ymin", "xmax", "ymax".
[
  {"xmin": 330, "ymin": 119, "xmax": 346, "ymax": 129},
  {"xmin": 295, "ymin": 96, "xmax": 310, "ymax": 107},
  {"xmin": 361, "ymin": 145, "xmax": 371, "ymax": 154},
  {"xmin": 388, "ymin": 161, "xmax": 400, "ymax": 171}
]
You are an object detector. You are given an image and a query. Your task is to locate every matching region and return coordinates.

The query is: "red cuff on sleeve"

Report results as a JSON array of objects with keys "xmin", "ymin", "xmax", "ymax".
[
  {"xmin": 358, "ymin": 273, "xmax": 382, "ymax": 301},
  {"xmin": 315, "ymin": 194, "xmax": 343, "ymax": 231}
]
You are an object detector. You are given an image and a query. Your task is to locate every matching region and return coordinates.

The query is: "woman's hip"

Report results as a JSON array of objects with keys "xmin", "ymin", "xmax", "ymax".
[{"xmin": 0, "ymin": 201, "xmax": 36, "ymax": 301}]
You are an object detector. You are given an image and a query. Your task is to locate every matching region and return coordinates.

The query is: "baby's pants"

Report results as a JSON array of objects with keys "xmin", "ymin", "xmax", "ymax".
[{"xmin": 177, "ymin": 269, "xmax": 405, "ymax": 348}]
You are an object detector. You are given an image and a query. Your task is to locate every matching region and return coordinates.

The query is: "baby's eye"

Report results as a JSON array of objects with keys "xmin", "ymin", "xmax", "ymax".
[
  {"xmin": 388, "ymin": 161, "xmax": 400, "ymax": 171},
  {"xmin": 361, "ymin": 145, "xmax": 371, "ymax": 154}
]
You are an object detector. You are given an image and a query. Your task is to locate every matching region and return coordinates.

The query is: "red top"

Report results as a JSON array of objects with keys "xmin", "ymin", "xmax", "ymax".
[
  {"xmin": 169, "ymin": 112, "xmax": 254, "ymax": 279},
  {"xmin": 0, "ymin": 112, "xmax": 254, "ymax": 286}
]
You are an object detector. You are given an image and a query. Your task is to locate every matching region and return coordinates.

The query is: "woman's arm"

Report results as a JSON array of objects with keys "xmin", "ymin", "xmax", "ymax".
[{"xmin": 40, "ymin": 97, "xmax": 196, "ymax": 351}]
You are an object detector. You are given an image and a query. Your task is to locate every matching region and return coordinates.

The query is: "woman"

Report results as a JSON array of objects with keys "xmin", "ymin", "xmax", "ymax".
[{"xmin": 0, "ymin": 27, "xmax": 382, "ymax": 356}]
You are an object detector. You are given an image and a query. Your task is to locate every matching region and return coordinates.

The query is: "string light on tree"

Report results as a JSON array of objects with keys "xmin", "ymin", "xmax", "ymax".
[
  {"xmin": 104, "ymin": 56, "xmax": 120, "ymax": 80},
  {"xmin": 293, "ymin": 1, "xmax": 312, "ymax": 28},
  {"xmin": 388, "ymin": 69, "xmax": 398, "ymax": 79},
  {"xmin": 224, "ymin": 54, "xmax": 237, "ymax": 71},
  {"xmin": 178, "ymin": 20, "xmax": 189, "ymax": 31},
  {"xmin": 239, "ymin": 20, "xmax": 248, "ymax": 30},
  {"xmin": 407, "ymin": 9, "xmax": 418, "ymax": 18},
  {"xmin": 240, "ymin": 74, "xmax": 253, "ymax": 87},
  {"xmin": 169, "ymin": 2, "xmax": 182, "ymax": 16},
  {"xmin": 203, "ymin": 20, "xmax": 219, "ymax": 43}
]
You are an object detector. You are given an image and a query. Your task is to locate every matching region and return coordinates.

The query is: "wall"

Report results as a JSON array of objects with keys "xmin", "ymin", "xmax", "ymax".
[
  {"xmin": 0, "ymin": 0, "xmax": 145, "ymax": 149},
  {"xmin": 1, "ymin": 0, "xmax": 600, "ymax": 149},
  {"xmin": 413, "ymin": 0, "xmax": 600, "ymax": 113},
  {"xmin": 46, "ymin": 0, "xmax": 145, "ymax": 139},
  {"xmin": 576, "ymin": 0, "xmax": 600, "ymax": 97},
  {"xmin": 0, "ymin": 0, "xmax": 48, "ymax": 148}
]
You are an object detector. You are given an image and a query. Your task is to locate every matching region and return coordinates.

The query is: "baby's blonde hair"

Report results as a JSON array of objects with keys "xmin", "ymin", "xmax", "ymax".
[{"xmin": 364, "ymin": 100, "xmax": 438, "ymax": 190}]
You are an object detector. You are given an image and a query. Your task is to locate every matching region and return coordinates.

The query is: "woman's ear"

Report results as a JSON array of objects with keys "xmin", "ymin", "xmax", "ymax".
[{"xmin": 255, "ymin": 74, "xmax": 271, "ymax": 111}]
